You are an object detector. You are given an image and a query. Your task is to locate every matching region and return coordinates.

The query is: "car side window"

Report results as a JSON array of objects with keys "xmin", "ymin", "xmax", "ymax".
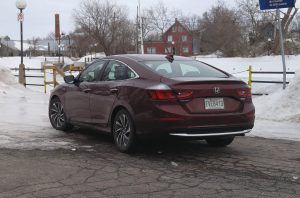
[
  {"xmin": 79, "ymin": 60, "xmax": 106, "ymax": 82},
  {"xmin": 102, "ymin": 61, "xmax": 136, "ymax": 81}
]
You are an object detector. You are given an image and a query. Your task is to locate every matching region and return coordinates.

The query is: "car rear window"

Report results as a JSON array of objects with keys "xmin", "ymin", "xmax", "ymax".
[{"xmin": 142, "ymin": 60, "xmax": 228, "ymax": 78}]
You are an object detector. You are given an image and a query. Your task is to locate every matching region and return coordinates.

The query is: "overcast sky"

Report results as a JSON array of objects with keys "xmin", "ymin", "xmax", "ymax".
[{"xmin": 0, "ymin": 0, "xmax": 299, "ymax": 40}]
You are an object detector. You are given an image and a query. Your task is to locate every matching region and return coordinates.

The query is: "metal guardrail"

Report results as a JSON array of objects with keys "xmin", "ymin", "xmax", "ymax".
[
  {"xmin": 248, "ymin": 65, "xmax": 295, "ymax": 88},
  {"xmin": 25, "ymin": 83, "xmax": 44, "ymax": 87},
  {"xmin": 14, "ymin": 74, "xmax": 43, "ymax": 78},
  {"xmin": 10, "ymin": 65, "xmax": 83, "ymax": 92},
  {"xmin": 251, "ymin": 80, "xmax": 290, "ymax": 84},
  {"xmin": 252, "ymin": 71, "xmax": 295, "ymax": 74},
  {"xmin": 10, "ymin": 68, "xmax": 43, "ymax": 71}
]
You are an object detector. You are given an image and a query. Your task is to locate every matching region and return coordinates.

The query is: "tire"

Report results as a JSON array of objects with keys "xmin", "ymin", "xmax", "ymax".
[
  {"xmin": 112, "ymin": 109, "xmax": 137, "ymax": 153},
  {"xmin": 205, "ymin": 136, "xmax": 235, "ymax": 147},
  {"xmin": 49, "ymin": 97, "xmax": 73, "ymax": 131}
]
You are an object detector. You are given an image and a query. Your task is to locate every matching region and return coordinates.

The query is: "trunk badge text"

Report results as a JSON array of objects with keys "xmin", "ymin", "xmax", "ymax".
[{"xmin": 214, "ymin": 87, "xmax": 221, "ymax": 95}]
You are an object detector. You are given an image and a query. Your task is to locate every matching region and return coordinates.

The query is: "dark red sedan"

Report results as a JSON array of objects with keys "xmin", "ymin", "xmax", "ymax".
[{"xmin": 49, "ymin": 54, "xmax": 255, "ymax": 152}]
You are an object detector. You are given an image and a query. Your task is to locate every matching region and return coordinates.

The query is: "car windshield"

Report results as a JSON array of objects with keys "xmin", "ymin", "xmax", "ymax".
[{"xmin": 142, "ymin": 60, "xmax": 228, "ymax": 78}]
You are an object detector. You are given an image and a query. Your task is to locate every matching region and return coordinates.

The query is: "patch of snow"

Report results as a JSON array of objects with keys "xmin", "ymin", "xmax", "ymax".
[
  {"xmin": 250, "ymin": 120, "xmax": 300, "ymax": 141},
  {"xmin": 77, "ymin": 52, "xmax": 106, "ymax": 63},
  {"xmin": 254, "ymin": 70, "xmax": 300, "ymax": 123},
  {"xmin": 0, "ymin": 56, "xmax": 74, "ymax": 70},
  {"xmin": 13, "ymin": 41, "xmax": 33, "ymax": 51},
  {"xmin": 0, "ymin": 65, "xmax": 75, "ymax": 150}
]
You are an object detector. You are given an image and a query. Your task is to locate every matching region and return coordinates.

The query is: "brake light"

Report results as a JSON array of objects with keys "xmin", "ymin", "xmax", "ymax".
[
  {"xmin": 149, "ymin": 90, "xmax": 176, "ymax": 100},
  {"xmin": 237, "ymin": 88, "xmax": 252, "ymax": 98},
  {"xmin": 177, "ymin": 90, "xmax": 193, "ymax": 100},
  {"xmin": 148, "ymin": 90, "xmax": 193, "ymax": 100}
]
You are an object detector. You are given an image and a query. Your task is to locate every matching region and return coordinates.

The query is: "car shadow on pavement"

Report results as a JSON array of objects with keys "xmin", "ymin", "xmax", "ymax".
[{"xmin": 67, "ymin": 127, "xmax": 241, "ymax": 158}]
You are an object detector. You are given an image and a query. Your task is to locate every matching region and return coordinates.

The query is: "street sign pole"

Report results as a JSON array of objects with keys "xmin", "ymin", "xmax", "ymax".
[
  {"xmin": 276, "ymin": 9, "xmax": 287, "ymax": 90},
  {"xmin": 259, "ymin": 0, "xmax": 294, "ymax": 90}
]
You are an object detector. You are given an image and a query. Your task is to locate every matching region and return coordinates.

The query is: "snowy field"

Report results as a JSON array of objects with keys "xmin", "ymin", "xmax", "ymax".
[{"xmin": 0, "ymin": 56, "xmax": 299, "ymax": 150}]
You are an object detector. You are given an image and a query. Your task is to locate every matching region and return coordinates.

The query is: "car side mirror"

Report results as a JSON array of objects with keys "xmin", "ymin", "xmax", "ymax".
[{"xmin": 64, "ymin": 75, "xmax": 75, "ymax": 84}]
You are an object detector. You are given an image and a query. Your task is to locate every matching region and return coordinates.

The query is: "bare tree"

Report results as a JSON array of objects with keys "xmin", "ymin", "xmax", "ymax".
[
  {"xmin": 236, "ymin": 0, "xmax": 262, "ymax": 42},
  {"xmin": 181, "ymin": 14, "xmax": 201, "ymax": 32},
  {"xmin": 236, "ymin": 0, "xmax": 299, "ymax": 55},
  {"xmin": 28, "ymin": 37, "xmax": 39, "ymax": 56},
  {"xmin": 73, "ymin": 0, "xmax": 134, "ymax": 55},
  {"xmin": 200, "ymin": 2, "xmax": 245, "ymax": 57},
  {"xmin": 291, "ymin": 14, "xmax": 300, "ymax": 40},
  {"xmin": 69, "ymin": 28, "xmax": 91, "ymax": 57},
  {"xmin": 273, "ymin": 7, "xmax": 299, "ymax": 54},
  {"xmin": 143, "ymin": 1, "xmax": 182, "ymax": 39}
]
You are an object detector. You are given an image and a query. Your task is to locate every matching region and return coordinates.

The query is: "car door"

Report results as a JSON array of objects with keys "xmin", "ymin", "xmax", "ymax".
[
  {"xmin": 65, "ymin": 60, "xmax": 107, "ymax": 123},
  {"xmin": 89, "ymin": 60, "xmax": 137, "ymax": 126}
]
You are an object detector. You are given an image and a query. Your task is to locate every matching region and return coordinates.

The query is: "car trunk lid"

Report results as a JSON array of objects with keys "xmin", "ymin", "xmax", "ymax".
[{"xmin": 161, "ymin": 77, "xmax": 250, "ymax": 114}]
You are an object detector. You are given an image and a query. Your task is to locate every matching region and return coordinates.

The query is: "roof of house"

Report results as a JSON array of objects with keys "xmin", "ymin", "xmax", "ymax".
[{"xmin": 164, "ymin": 18, "xmax": 191, "ymax": 35}]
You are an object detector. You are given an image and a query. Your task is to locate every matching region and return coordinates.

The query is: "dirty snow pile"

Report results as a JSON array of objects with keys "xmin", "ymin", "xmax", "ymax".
[
  {"xmin": 0, "ymin": 64, "xmax": 77, "ymax": 150},
  {"xmin": 254, "ymin": 71, "xmax": 300, "ymax": 123},
  {"xmin": 0, "ymin": 66, "xmax": 26, "ymax": 96}
]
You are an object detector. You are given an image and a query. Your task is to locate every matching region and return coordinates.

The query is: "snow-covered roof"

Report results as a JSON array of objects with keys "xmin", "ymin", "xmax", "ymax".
[{"xmin": 0, "ymin": 39, "xmax": 71, "ymax": 52}]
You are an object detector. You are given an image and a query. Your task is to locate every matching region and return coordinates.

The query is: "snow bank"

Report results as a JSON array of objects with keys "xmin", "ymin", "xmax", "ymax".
[
  {"xmin": 0, "ymin": 65, "xmax": 26, "ymax": 96},
  {"xmin": 77, "ymin": 52, "xmax": 106, "ymax": 62},
  {"xmin": 0, "ymin": 66, "xmax": 18, "ymax": 85},
  {"xmin": 0, "ymin": 56, "xmax": 74, "ymax": 70},
  {"xmin": 254, "ymin": 70, "xmax": 300, "ymax": 123},
  {"xmin": 0, "ymin": 64, "xmax": 77, "ymax": 150}
]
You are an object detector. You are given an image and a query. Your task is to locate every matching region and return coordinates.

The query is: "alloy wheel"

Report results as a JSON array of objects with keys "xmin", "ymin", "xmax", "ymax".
[
  {"xmin": 114, "ymin": 113, "xmax": 131, "ymax": 149},
  {"xmin": 50, "ymin": 101, "xmax": 66, "ymax": 129},
  {"xmin": 112, "ymin": 109, "xmax": 138, "ymax": 153}
]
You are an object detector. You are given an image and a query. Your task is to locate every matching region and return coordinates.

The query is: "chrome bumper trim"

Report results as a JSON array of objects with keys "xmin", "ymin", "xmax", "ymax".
[{"xmin": 169, "ymin": 130, "xmax": 251, "ymax": 137}]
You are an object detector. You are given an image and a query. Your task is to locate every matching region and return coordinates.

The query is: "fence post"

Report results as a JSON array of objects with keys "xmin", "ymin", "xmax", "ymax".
[
  {"xmin": 18, "ymin": 64, "xmax": 26, "ymax": 87},
  {"xmin": 248, "ymin": 65, "xmax": 252, "ymax": 89},
  {"xmin": 43, "ymin": 64, "xmax": 47, "ymax": 94},
  {"xmin": 53, "ymin": 66, "xmax": 57, "ymax": 87}
]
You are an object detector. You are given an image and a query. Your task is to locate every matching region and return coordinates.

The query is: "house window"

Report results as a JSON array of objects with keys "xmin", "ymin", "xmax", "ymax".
[
  {"xmin": 165, "ymin": 47, "xmax": 171, "ymax": 53},
  {"xmin": 182, "ymin": 35, "xmax": 187, "ymax": 42},
  {"xmin": 172, "ymin": 26, "xmax": 177, "ymax": 32},
  {"xmin": 182, "ymin": 47, "xmax": 189, "ymax": 53},
  {"xmin": 167, "ymin": 35, "xmax": 173, "ymax": 42},
  {"xmin": 178, "ymin": 26, "xmax": 183, "ymax": 32},
  {"xmin": 147, "ymin": 47, "xmax": 156, "ymax": 54}
]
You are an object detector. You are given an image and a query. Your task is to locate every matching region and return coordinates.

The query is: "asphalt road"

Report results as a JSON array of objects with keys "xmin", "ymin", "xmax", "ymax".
[{"xmin": 0, "ymin": 130, "xmax": 299, "ymax": 198}]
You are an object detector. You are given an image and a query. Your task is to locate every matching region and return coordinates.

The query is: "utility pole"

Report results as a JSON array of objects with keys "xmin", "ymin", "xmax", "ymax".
[
  {"xmin": 138, "ymin": 0, "xmax": 144, "ymax": 54},
  {"xmin": 136, "ymin": 6, "xmax": 139, "ymax": 54}
]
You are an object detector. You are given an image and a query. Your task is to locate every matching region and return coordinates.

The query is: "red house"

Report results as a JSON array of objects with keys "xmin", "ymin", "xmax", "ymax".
[{"xmin": 144, "ymin": 19, "xmax": 193, "ymax": 56}]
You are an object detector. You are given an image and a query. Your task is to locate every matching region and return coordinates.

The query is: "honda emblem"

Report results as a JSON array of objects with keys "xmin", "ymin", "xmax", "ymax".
[{"xmin": 214, "ymin": 87, "xmax": 221, "ymax": 95}]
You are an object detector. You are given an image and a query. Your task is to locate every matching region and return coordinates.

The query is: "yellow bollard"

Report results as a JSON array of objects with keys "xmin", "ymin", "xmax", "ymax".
[
  {"xmin": 70, "ymin": 64, "xmax": 73, "ymax": 75},
  {"xmin": 43, "ymin": 64, "xmax": 47, "ymax": 94},
  {"xmin": 248, "ymin": 65, "xmax": 252, "ymax": 89}
]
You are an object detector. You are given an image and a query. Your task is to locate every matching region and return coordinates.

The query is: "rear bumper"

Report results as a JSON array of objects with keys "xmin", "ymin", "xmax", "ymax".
[
  {"xmin": 169, "ymin": 129, "xmax": 251, "ymax": 137},
  {"xmin": 134, "ymin": 104, "xmax": 255, "ymax": 137}
]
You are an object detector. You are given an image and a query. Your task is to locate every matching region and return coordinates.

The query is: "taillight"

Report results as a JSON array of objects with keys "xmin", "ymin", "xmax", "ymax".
[
  {"xmin": 148, "ymin": 90, "xmax": 193, "ymax": 100},
  {"xmin": 148, "ymin": 90, "xmax": 176, "ymax": 100},
  {"xmin": 176, "ymin": 90, "xmax": 193, "ymax": 100},
  {"xmin": 237, "ymin": 88, "xmax": 252, "ymax": 98}
]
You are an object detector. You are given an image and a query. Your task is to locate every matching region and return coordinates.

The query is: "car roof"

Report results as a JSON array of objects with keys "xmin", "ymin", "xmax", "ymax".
[{"xmin": 106, "ymin": 54, "xmax": 194, "ymax": 62}]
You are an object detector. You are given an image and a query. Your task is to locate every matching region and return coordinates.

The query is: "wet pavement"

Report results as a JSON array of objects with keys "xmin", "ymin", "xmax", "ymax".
[{"xmin": 0, "ymin": 129, "xmax": 299, "ymax": 198}]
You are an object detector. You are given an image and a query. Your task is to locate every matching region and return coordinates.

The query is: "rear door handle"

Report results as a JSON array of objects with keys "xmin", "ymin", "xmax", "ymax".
[
  {"xmin": 82, "ymin": 88, "xmax": 92, "ymax": 93},
  {"xmin": 110, "ymin": 88, "xmax": 119, "ymax": 94}
]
